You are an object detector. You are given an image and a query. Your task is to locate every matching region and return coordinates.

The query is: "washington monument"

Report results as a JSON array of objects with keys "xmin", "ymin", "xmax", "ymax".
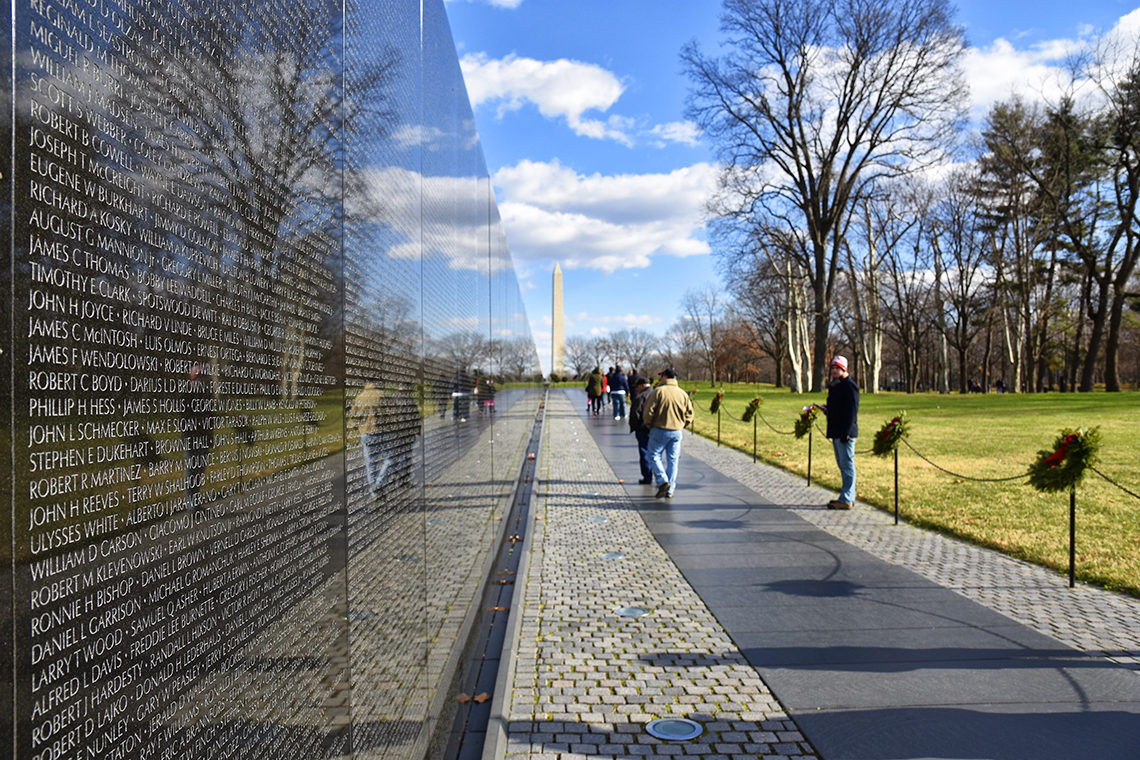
[{"xmin": 552, "ymin": 263, "xmax": 565, "ymax": 376}]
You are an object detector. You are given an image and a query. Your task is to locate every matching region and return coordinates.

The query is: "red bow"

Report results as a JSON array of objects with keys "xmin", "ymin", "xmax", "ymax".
[{"xmin": 1043, "ymin": 434, "xmax": 1079, "ymax": 468}]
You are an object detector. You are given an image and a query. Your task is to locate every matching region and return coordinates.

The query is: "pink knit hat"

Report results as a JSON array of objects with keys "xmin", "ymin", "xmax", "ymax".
[{"xmin": 830, "ymin": 356, "xmax": 848, "ymax": 371}]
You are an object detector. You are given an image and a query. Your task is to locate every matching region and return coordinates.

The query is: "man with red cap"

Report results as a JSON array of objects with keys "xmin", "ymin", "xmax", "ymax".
[{"xmin": 821, "ymin": 355, "xmax": 859, "ymax": 510}]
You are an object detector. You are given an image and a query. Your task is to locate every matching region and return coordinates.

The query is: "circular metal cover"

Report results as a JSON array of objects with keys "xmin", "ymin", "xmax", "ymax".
[
  {"xmin": 614, "ymin": 606, "xmax": 651, "ymax": 618},
  {"xmin": 645, "ymin": 718, "xmax": 703, "ymax": 740}
]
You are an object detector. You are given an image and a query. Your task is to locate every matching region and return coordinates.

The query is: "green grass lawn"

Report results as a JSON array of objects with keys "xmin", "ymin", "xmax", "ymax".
[{"xmin": 685, "ymin": 382, "xmax": 1140, "ymax": 598}]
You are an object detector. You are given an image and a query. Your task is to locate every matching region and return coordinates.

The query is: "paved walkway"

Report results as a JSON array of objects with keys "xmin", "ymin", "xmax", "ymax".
[{"xmin": 495, "ymin": 391, "xmax": 1140, "ymax": 759}]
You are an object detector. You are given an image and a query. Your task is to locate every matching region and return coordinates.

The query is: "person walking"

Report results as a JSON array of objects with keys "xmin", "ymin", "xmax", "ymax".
[
  {"xmin": 627, "ymin": 374, "xmax": 654, "ymax": 484},
  {"xmin": 821, "ymin": 355, "xmax": 859, "ymax": 510},
  {"xmin": 642, "ymin": 368, "xmax": 694, "ymax": 498},
  {"xmin": 608, "ymin": 365, "xmax": 629, "ymax": 419},
  {"xmin": 350, "ymin": 381, "xmax": 389, "ymax": 499},
  {"xmin": 585, "ymin": 367, "xmax": 605, "ymax": 416}
]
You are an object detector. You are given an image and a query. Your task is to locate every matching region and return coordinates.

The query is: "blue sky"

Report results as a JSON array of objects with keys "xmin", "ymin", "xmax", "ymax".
[{"xmin": 444, "ymin": 0, "xmax": 1140, "ymax": 375}]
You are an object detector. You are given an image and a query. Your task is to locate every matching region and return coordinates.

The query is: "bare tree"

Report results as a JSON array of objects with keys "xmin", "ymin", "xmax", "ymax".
[
  {"xmin": 609, "ymin": 328, "xmax": 660, "ymax": 374},
  {"xmin": 684, "ymin": 0, "xmax": 968, "ymax": 391},
  {"xmin": 726, "ymin": 257, "xmax": 790, "ymax": 387},
  {"xmin": 497, "ymin": 337, "xmax": 538, "ymax": 381},
  {"xmin": 680, "ymin": 285, "xmax": 727, "ymax": 387},
  {"xmin": 587, "ymin": 336, "xmax": 612, "ymax": 371},
  {"xmin": 662, "ymin": 319, "xmax": 705, "ymax": 381},
  {"xmin": 438, "ymin": 331, "xmax": 488, "ymax": 374},
  {"xmin": 932, "ymin": 168, "xmax": 992, "ymax": 393},
  {"xmin": 564, "ymin": 336, "xmax": 595, "ymax": 378}
]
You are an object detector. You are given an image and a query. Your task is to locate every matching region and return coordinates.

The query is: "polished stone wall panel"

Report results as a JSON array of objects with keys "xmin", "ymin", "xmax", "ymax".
[{"xmin": 3, "ymin": 0, "xmax": 538, "ymax": 757}]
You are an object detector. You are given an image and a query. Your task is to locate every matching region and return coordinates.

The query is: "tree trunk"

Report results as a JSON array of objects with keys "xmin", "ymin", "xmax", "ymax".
[{"xmin": 1079, "ymin": 273, "xmax": 1110, "ymax": 391}]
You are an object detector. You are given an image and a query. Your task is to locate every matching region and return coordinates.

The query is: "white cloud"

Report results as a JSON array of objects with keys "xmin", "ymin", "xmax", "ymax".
[
  {"xmin": 460, "ymin": 53, "xmax": 631, "ymax": 143},
  {"xmin": 964, "ymin": 38, "xmax": 1077, "ymax": 119},
  {"xmin": 492, "ymin": 160, "xmax": 719, "ymax": 274},
  {"xmin": 647, "ymin": 121, "xmax": 703, "ymax": 148},
  {"xmin": 576, "ymin": 312, "xmax": 663, "ymax": 327},
  {"xmin": 962, "ymin": 7, "xmax": 1140, "ymax": 121}
]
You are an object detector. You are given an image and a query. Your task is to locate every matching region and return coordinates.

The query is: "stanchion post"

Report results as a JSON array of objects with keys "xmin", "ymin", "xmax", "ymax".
[
  {"xmin": 717, "ymin": 406, "xmax": 721, "ymax": 447},
  {"xmin": 752, "ymin": 416, "xmax": 757, "ymax": 463},
  {"xmin": 1069, "ymin": 486, "xmax": 1076, "ymax": 588},
  {"xmin": 894, "ymin": 447, "xmax": 899, "ymax": 525},
  {"xmin": 807, "ymin": 426, "xmax": 812, "ymax": 487}
]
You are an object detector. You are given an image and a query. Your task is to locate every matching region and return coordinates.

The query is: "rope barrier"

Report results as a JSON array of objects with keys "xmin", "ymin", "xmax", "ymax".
[
  {"xmin": 901, "ymin": 439, "xmax": 1030, "ymax": 483},
  {"xmin": 754, "ymin": 410, "xmax": 796, "ymax": 436},
  {"xmin": 808, "ymin": 419, "xmax": 874, "ymax": 454},
  {"xmin": 706, "ymin": 402, "xmax": 1130, "ymax": 493},
  {"xmin": 1090, "ymin": 466, "xmax": 1140, "ymax": 501}
]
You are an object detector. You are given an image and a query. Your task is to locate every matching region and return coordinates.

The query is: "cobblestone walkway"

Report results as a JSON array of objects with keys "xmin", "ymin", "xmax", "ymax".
[
  {"xmin": 682, "ymin": 434, "xmax": 1140, "ymax": 672},
  {"xmin": 504, "ymin": 394, "xmax": 820, "ymax": 759}
]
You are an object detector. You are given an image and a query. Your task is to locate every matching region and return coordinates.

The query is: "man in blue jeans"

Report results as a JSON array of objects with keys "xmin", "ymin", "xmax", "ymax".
[
  {"xmin": 822, "ymin": 355, "xmax": 860, "ymax": 510},
  {"xmin": 642, "ymin": 368, "xmax": 694, "ymax": 498},
  {"xmin": 608, "ymin": 365, "xmax": 629, "ymax": 419}
]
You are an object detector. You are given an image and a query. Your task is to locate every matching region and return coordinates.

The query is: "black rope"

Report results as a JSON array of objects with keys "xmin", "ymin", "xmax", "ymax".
[
  {"xmin": 808, "ymin": 419, "xmax": 873, "ymax": 454},
  {"xmin": 1090, "ymin": 466, "xmax": 1140, "ymax": 501},
  {"xmin": 754, "ymin": 410, "xmax": 796, "ymax": 436},
  {"xmin": 901, "ymin": 439, "xmax": 1030, "ymax": 483},
  {"xmin": 720, "ymin": 405, "xmax": 740, "ymax": 422}
]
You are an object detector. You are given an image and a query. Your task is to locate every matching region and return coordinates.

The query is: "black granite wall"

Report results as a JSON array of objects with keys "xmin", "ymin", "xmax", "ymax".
[{"xmin": 3, "ymin": 0, "xmax": 540, "ymax": 757}]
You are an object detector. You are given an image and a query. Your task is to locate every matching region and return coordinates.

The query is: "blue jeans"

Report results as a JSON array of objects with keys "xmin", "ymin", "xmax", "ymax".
[
  {"xmin": 832, "ymin": 437, "xmax": 856, "ymax": 504},
  {"xmin": 635, "ymin": 428, "xmax": 652, "ymax": 480},
  {"xmin": 362, "ymin": 432, "xmax": 390, "ymax": 491},
  {"xmin": 612, "ymin": 392, "xmax": 626, "ymax": 418},
  {"xmin": 647, "ymin": 427, "xmax": 682, "ymax": 494}
]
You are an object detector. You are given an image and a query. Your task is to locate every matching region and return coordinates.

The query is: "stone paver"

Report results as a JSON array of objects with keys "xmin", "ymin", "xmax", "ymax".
[
  {"xmin": 682, "ymin": 433, "xmax": 1140, "ymax": 671},
  {"xmin": 505, "ymin": 393, "xmax": 819, "ymax": 759}
]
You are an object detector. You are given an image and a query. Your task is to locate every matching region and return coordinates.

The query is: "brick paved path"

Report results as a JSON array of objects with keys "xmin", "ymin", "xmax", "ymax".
[{"xmin": 503, "ymin": 393, "xmax": 820, "ymax": 759}]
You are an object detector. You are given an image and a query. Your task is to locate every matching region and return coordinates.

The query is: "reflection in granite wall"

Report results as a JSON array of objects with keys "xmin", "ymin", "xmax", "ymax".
[{"xmin": 2, "ymin": 0, "xmax": 541, "ymax": 757}]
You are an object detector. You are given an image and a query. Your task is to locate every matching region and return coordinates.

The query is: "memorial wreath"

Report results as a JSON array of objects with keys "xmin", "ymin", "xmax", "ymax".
[{"xmin": 1027, "ymin": 427, "xmax": 1100, "ymax": 493}]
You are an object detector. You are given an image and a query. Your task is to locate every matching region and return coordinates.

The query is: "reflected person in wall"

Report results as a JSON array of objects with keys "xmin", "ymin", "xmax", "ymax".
[
  {"xmin": 350, "ymin": 382, "xmax": 389, "ymax": 499},
  {"xmin": 388, "ymin": 385, "xmax": 420, "ymax": 488},
  {"xmin": 182, "ymin": 362, "xmax": 216, "ymax": 511},
  {"xmin": 450, "ymin": 372, "xmax": 473, "ymax": 421}
]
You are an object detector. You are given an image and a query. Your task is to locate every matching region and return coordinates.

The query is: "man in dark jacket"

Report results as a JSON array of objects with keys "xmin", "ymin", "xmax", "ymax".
[
  {"xmin": 822, "ymin": 355, "xmax": 859, "ymax": 510},
  {"xmin": 627, "ymin": 375, "xmax": 653, "ymax": 483},
  {"xmin": 608, "ymin": 365, "xmax": 630, "ymax": 419}
]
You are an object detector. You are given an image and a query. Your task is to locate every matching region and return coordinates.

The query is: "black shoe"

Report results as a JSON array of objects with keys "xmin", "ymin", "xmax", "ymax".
[
  {"xmin": 655, "ymin": 483, "xmax": 670, "ymax": 499},
  {"xmin": 827, "ymin": 500, "xmax": 851, "ymax": 510},
  {"xmin": 638, "ymin": 478, "xmax": 652, "ymax": 485}
]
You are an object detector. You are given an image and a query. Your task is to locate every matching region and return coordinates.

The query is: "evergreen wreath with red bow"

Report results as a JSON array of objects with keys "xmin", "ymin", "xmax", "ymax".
[
  {"xmin": 1027, "ymin": 427, "xmax": 1100, "ymax": 493},
  {"xmin": 872, "ymin": 413, "xmax": 909, "ymax": 457},
  {"xmin": 794, "ymin": 405, "xmax": 820, "ymax": 439},
  {"xmin": 710, "ymin": 392, "xmax": 723, "ymax": 414},
  {"xmin": 742, "ymin": 397, "xmax": 762, "ymax": 423}
]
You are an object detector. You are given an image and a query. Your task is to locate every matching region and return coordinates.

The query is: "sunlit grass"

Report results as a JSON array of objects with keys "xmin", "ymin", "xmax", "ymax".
[{"xmin": 686, "ymin": 382, "xmax": 1140, "ymax": 598}]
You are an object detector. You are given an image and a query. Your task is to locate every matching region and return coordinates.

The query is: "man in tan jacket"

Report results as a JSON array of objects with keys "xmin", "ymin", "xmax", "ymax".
[{"xmin": 642, "ymin": 368, "xmax": 694, "ymax": 498}]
